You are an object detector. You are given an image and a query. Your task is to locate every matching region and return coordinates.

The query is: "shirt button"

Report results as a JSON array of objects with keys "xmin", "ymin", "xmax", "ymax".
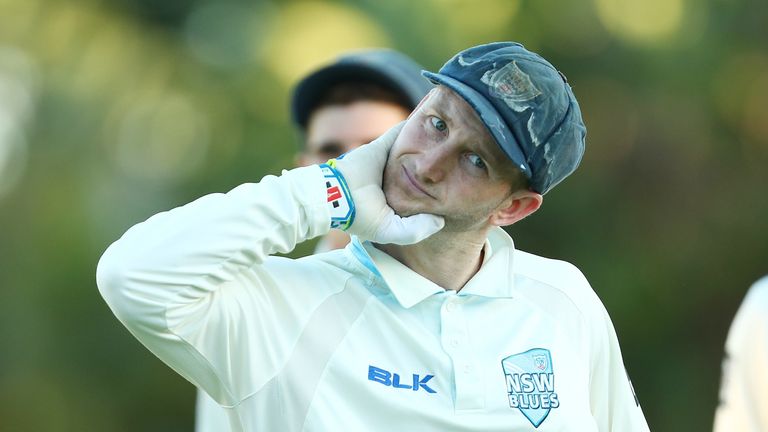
[
  {"xmin": 451, "ymin": 338, "xmax": 460, "ymax": 347},
  {"xmin": 446, "ymin": 302, "xmax": 457, "ymax": 312},
  {"xmin": 463, "ymin": 364, "xmax": 473, "ymax": 374}
]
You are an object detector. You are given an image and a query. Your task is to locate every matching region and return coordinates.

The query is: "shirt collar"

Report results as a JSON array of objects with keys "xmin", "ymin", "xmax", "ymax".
[
  {"xmin": 458, "ymin": 227, "xmax": 517, "ymax": 299},
  {"xmin": 348, "ymin": 227, "xmax": 517, "ymax": 308},
  {"xmin": 362, "ymin": 241, "xmax": 444, "ymax": 308}
]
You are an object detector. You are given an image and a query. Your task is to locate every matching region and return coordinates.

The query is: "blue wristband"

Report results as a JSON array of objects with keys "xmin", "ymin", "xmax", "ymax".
[{"xmin": 320, "ymin": 161, "xmax": 355, "ymax": 230}]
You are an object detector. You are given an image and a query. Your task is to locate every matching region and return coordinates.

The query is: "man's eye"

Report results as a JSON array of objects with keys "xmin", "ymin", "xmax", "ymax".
[
  {"xmin": 317, "ymin": 144, "xmax": 344, "ymax": 157},
  {"xmin": 467, "ymin": 153, "xmax": 487, "ymax": 170},
  {"xmin": 430, "ymin": 116, "xmax": 447, "ymax": 132}
]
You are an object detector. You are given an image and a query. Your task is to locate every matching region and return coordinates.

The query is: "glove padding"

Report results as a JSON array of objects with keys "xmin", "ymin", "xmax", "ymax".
[{"xmin": 332, "ymin": 122, "xmax": 444, "ymax": 245}]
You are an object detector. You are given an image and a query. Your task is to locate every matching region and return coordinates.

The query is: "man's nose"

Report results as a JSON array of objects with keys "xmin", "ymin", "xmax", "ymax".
[{"xmin": 414, "ymin": 147, "xmax": 451, "ymax": 184}]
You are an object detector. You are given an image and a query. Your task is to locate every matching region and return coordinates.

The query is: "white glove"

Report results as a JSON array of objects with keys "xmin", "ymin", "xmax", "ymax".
[{"xmin": 326, "ymin": 122, "xmax": 444, "ymax": 245}]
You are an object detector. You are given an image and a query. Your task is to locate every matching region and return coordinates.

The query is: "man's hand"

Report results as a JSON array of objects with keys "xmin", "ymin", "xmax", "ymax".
[{"xmin": 328, "ymin": 122, "xmax": 444, "ymax": 245}]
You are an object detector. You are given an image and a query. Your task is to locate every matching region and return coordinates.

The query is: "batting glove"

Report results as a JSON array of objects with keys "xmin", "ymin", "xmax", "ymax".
[{"xmin": 319, "ymin": 122, "xmax": 444, "ymax": 245}]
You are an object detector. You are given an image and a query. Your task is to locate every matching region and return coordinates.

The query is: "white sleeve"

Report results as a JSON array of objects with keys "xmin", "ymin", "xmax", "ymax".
[
  {"xmin": 96, "ymin": 165, "xmax": 331, "ymax": 407},
  {"xmin": 588, "ymin": 303, "xmax": 651, "ymax": 432},
  {"xmin": 714, "ymin": 276, "xmax": 768, "ymax": 432}
]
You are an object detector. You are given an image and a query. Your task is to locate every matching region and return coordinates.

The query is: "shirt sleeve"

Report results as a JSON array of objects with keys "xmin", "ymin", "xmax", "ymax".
[
  {"xmin": 96, "ymin": 165, "xmax": 331, "ymax": 407},
  {"xmin": 714, "ymin": 276, "xmax": 768, "ymax": 432},
  {"xmin": 588, "ymin": 302, "xmax": 651, "ymax": 432}
]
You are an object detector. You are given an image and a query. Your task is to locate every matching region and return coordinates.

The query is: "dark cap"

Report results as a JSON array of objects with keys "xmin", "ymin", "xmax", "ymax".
[
  {"xmin": 422, "ymin": 42, "xmax": 586, "ymax": 194},
  {"xmin": 291, "ymin": 49, "xmax": 433, "ymax": 130}
]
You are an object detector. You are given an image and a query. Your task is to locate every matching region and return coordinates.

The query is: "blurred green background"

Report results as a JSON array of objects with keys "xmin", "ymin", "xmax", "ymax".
[{"xmin": 0, "ymin": 0, "xmax": 766, "ymax": 430}]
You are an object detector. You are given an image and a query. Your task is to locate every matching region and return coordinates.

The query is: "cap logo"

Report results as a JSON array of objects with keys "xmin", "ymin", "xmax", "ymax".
[{"xmin": 481, "ymin": 61, "xmax": 541, "ymax": 111}]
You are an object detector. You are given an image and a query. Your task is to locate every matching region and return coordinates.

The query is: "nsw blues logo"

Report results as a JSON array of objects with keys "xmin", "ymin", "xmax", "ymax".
[{"xmin": 501, "ymin": 348, "xmax": 559, "ymax": 428}]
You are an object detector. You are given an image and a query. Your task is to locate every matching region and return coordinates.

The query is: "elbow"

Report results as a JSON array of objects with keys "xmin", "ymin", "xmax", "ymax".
[
  {"xmin": 96, "ymin": 239, "xmax": 165, "ymax": 330},
  {"xmin": 96, "ymin": 239, "xmax": 145, "ymax": 316},
  {"xmin": 96, "ymin": 240, "xmax": 179, "ymax": 346},
  {"xmin": 96, "ymin": 241, "xmax": 127, "ymax": 306}
]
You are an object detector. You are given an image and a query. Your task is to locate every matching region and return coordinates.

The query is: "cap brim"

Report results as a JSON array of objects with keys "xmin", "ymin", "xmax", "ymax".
[{"xmin": 421, "ymin": 70, "xmax": 531, "ymax": 178}]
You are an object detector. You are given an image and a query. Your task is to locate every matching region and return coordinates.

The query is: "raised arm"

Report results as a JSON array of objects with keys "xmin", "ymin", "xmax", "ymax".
[
  {"xmin": 97, "ymin": 165, "xmax": 331, "ymax": 404},
  {"xmin": 96, "ymin": 124, "xmax": 443, "ymax": 409}
]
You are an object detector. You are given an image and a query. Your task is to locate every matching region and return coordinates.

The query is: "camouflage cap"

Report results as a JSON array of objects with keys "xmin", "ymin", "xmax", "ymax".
[{"xmin": 422, "ymin": 42, "xmax": 586, "ymax": 194}]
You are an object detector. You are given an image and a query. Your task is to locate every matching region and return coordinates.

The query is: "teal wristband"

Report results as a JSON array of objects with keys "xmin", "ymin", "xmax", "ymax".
[{"xmin": 320, "ymin": 161, "xmax": 355, "ymax": 230}]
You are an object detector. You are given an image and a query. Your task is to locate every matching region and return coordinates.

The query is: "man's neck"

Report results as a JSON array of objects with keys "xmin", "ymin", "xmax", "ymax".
[{"xmin": 375, "ymin": 229, "xmax": 490, "ymax": 292}]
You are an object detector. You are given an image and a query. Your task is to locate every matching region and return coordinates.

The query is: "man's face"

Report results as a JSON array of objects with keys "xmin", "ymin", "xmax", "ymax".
[
  {"xmin": 383, "ymin": 86, "xmax": 525, "ymax": 232},
  {"xmin": 299, "ymin": 101, "xmax": 410, "ymax": 166}
]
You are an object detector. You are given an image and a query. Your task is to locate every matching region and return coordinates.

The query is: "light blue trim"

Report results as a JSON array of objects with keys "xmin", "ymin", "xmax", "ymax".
[{"xmin": 349, "ymin": 236, "xmax": 382, "ymax": 278}]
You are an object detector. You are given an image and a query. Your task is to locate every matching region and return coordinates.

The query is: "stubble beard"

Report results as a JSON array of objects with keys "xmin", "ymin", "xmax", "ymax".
[{"xmin": 383, "ymin": 173, "xmax": 494, "ymax": 235}]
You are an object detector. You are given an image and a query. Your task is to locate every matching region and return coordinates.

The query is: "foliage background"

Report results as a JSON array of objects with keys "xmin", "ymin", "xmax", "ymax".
[{"xmin": 0, "ymin": 0, "xmax": 766, "ymax": 430}]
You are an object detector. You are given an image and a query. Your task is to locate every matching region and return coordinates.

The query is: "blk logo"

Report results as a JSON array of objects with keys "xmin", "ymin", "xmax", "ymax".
[{"xmin": 368, "ymin": 365, "xmax": 436, "ymax": 394}]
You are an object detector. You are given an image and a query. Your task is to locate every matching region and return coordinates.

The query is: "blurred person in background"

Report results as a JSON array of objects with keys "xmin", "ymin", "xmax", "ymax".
[
  {"xmin": 714, "ymin": 275, "xmax": 768, "ymax": 432},
  {"xmin": 98, "ymin": 41, "xmax": 649, "ymax": 431},
  {"xmin": 289, "ymin": 49, "xmax": 433, "ymax": 252},
  {"xmin": 194, "ymin": 49, "xmax": 432, "ymax": 432}
]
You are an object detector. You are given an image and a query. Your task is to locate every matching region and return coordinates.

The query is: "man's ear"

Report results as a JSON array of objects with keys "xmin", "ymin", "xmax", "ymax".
[{"xmin": 489, "ymin": 191, "xmax": 543, "ymax": 227}]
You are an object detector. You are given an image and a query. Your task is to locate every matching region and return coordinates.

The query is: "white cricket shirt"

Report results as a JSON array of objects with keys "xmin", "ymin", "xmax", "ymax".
[
  {"xmin": 195, "ymin": 235, "xmax": 344, "ymax": 432},
  {"xmin": 98, "ymin": 165, "xmax": 649, "ymax": 431},
  {"xmin": 714, "ymin": 275, "xmax": 768, "ymax": 432}
]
